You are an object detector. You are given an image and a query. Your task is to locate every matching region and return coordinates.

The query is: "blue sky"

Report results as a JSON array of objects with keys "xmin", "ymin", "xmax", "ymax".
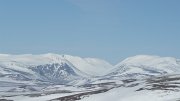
[{"xmin": 0, "ymin": 0, "xmax": 180, "ymax": 64}]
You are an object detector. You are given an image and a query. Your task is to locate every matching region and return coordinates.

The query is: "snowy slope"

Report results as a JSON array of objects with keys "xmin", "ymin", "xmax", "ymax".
[
  {"xmin": 63, "ymin": 55, "xmax": 114, "ymax": 76},
  {"xmin": 107, "ymin": 55, "xmax": 180, "ymax": 78}
]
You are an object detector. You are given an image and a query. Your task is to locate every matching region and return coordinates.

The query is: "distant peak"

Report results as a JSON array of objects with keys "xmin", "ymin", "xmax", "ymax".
[
  {"xmin": 43, "ymin": 53, "xmax": 60, "ymax": 56},
  {"xmin": 128, "ymin": 55, "xmax": 160, "ymax": 58},
  {"xmin": 115, "ymin": 55, "xmax": 178, "ymax": 67},
  {"xmin": 0, "ymin": 54, "xmax": 10, "ymax": 56},
  {"xmin": 125, "ymin": 55, "xmax": 177, "ymax": 61}
]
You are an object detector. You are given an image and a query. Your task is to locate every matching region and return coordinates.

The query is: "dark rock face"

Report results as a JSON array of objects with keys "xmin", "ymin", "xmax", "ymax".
[{"xmin": 30, "ymin": 63, "xmax": 81, "ymax": 84}]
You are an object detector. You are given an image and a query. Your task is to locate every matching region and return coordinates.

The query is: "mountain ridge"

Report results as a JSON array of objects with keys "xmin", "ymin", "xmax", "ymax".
[{"xmin": 0, "ymin": 53, "xmax": 180, "ymax": 84}]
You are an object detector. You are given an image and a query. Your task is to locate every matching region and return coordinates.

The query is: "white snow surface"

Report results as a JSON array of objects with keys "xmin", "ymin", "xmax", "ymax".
[
  {"xmin": 5, "ymin": 93, "xmax": 78, "ymax": 101},
  {"xmin": 80, "ymin": 87, "xmax": 180, "ymax": 101}
]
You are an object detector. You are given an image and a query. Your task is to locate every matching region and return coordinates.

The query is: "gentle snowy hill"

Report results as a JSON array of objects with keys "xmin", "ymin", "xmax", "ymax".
[{"xmin": 107, "ymin": 55, "xmax": 180, "ymax": 78}]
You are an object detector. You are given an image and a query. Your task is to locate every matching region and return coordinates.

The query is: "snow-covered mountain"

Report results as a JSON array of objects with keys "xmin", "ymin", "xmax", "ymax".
[
  {"xmin": 107, "ymin": 55, "xmax": 180, "ymax": 78},
  {"xmin": 0, "ymin": 53, "xmax": 114, "ymax": 85},
  {"xmin": 0, "ymin": 53, "xmax": 113, "ymax": 76}
]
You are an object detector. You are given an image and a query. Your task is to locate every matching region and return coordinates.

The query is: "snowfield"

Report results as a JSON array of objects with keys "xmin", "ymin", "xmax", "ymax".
[
  {"xmin": 80, "ymin": 75, "xmax": 180, "ymax": 101},
  {"xmin": 0, "ymin": 54, "xmax": 180, "ymax": 101}
]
